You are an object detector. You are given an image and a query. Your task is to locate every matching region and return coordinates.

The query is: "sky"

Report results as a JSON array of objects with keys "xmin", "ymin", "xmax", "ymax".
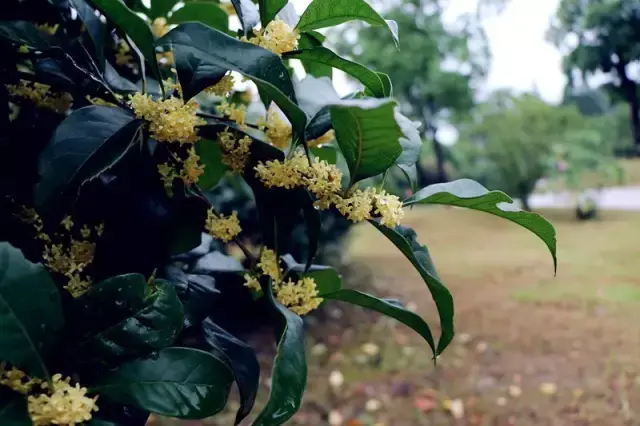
[{"xmin": 291, "ymin": 0, "xmax": 567, "ymax": 103}]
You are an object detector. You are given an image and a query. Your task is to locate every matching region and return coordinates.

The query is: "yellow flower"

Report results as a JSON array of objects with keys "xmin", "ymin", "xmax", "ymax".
[
  {"xmin": 257, "ymin": 248, "xmax": 281, "ymax": 281},
  {"xmin": 151, "ymin": 17, "xmax": 169, "ymax": 37},
  {"xmin": 95, "ymin": 223, "xmax": 104, "ymax": 237},
  {"xmin": 204, "ymin": 75, "xmax": 235, "ymax": 96},
  {"xmin": 86, "ymin": 96, "xmax": 116, "ymax": 107},
  {"xmin": 36, "ymin": 23, "xmax": 59, "ymax": 35},
  {"xmin": 163, "ymin": 78, "xmax": 182, "ymax": 96},
  {"xmin": 129, "ymin": 93, "xmax": 203, "ymax": 144},
  {"xmin": 28, "ymin": 374, "xmax": 98, "ymax": 426},
  {"xmin": 308, "ymin": 130, "xmax": 335, "ymax": 147},
  {"xmin": 273, "ymin": 277, "xmax": 322, "ymax": 315},
  {"xmin": 218, "ymin": 129, "xmax": 252, "ymax": 174},
  {"xmin": 254, "ymin": 151, "xmax": 309, "ymax": 189},
  {"xmin": 69, "ymin": 240, "xmax": 95, "ymax": 269},
  {"xmin": 80, "ymin": 225, "xmax": 91, "ymax": 239},
  {"xmin": 257, "ymin": 107, "xmax": 292, "ymax": 149},
  {"xmin": 60, "ymin": 215, "xmax": 74, "ymax": 231},
  {"xmin": 241, "ymin": 19, "xmax": 300, "ymax": 56},
  {"xmin": 218, "ymin": 101, "xmax": 246, "ymax": 126},
  {"xmin": 158, "ymin": 162, "xmax": 178, "ymax": 195},
  {"xmin": 6, "ymin": 81, "xmax": 72, "ymax": 113},
  {"xmin": 205, "ymin": 209, "xmax": 241, "ymax": 242},
  {"xmin": 243, "ymin": 274, "xmax": 261, "ymax": 292},
  {"xmin": 115, "ymin": 40, "xmax": 134, "ymax": 66},
  {"xmin": 180, "ymin": 147, "xmax": 205, "ymax": 185},
  {"xmin": 64, "ymin": 273, "xmax": 93, "ymax": 298},
  {"xmin": 373, "ymin": 190, "xmax": 404, "ymax": 228},
  {"xmin": 334, "ymin": 188, "xmax": 375, "ymax": 222},
  {"xmin": 0, "ymin": 364, "xmax": 42, "ymax": 394}
]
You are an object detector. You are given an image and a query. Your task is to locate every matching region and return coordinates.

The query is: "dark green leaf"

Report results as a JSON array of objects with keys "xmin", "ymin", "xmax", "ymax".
[
  {"xmin": 297, "ymin": 33, "xmax": 331, "ymax": 78},
  {"xmin": 73, "ymin": 275, "xmax": 184, "ymax": 364},
  {"xmin": 168, "ymin": 2, "xmax": 229, "ymax": 32},
  {"xmin": 311, "ymin": 146, "xmax": 337, "ymax": 164},
  {"xmin": 35, "ymin": 106, "xmax": 140, "ymax": 212},
  {"xmin": 231, "ymin": 0, "xmax": 259, "ymax": 35},
  {"xmin": 89, "ymin": 0, "xmax": 163, "ymax": 84},
  {"xmin": 330, "ymin": 98, "xmax": 403, "ymax": 184},
  {"xmin": 287, "ymin": 48, "xmax": 385, "ymax": 97},
  {"xmin": 203, "ymin": 319, "xmax": 259, "ymax": 425},
  {"xmin": 171, "ymin": 47, "xmax": 228, "ymax": 101},
  {"xmin": 104, "ymin": 62, "xmax": 139, "ymax": 93},
  {"xmin": 301, "ymin": 191, "xmax": 321, "ymax": 269},
  {"xmin": 0, "ymin": 21, "xmax": 55, "ymax": 49},
  {"xmin": 253, "ymin": 280, "xmax": 306, "ymax": 426},
  {"xmin": 0, "ymin": 243, "xmax": 64, "ymax": 379},
  {"xmin": 0, "ymin": 387, "xmax": 31, "ymax": 425},
  {"xmin": 196, "ymin": 139, "xmax": 227, "ymax": 190},
  {"xmin": 149, "ymin": 0, "xmax": 180, "ymax": 18},
  {"xmin": 260, "ymin": 0, "xmax": 288, "ymax": 27},
  {"xmin": 321, "ymin": 289, "xmax": 436, "ymax": 357},
  {"xmin": 369, "ymin": 223, "xmax": 453, "ymax": 354},
  {"xmin": 296, "ymin": 0, "xmax": 399, "ymax": 46},
  {"xmin": 93, "ymin": 347, "xmax": 234, "ymax": 419},
  {"xmin": 72, "ymin": 0, "xmax": 106, "ymax": 70},
  {"xmin": 164, "ymin": 265, "xmax": 218, "ymax": 327},
  {"xmin": 403, "ymin": 179, "xmax": 558, "ymax": 271},
  {"xmin": 376, "ymin": 72, "xmax": 393, "ymax": 97},
  {"xmin": 305, "ymin": 107, "xmax": 331, "ymax": 141}
]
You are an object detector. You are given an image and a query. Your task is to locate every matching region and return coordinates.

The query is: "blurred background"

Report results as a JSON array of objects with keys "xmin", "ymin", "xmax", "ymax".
[{"xmin": 161, "ymin": 0, "xmax": 640, "ymax": 424}]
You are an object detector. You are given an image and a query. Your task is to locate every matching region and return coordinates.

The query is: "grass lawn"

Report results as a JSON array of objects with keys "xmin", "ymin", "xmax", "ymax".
[{"xmin": 163, "ymin": 206, "xmax": 640, "ymax": 426}]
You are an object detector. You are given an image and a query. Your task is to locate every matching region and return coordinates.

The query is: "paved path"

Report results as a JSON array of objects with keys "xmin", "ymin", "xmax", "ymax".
[{"xmin": 529, "ymin": 186, "xmax": 640, "ymax": 211}]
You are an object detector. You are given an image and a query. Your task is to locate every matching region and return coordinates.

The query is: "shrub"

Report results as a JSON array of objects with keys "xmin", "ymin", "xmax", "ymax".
[{"xmin": 0, "ymin": 1, "xmax": 556, "ymax": 425}]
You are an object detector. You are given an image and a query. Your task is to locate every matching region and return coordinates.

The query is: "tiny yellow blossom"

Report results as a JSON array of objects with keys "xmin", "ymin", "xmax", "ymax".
[
  {"xmin": 86, "ymin": 96, "xmax": 117, "ymax": 107},
  {"xmin": 69, "ymin": 240, "xmax": 95, "ymax": 269},
  {"xmin": 129, "ymin": 93, "xmax": 203, "ymax": 144},
  {"xmin": 218, "ymin": 101, "xmax": 246, "ymax": 126},
  {"xmin": 243, "ymin": 274, "xmax": 261, "ymax": 292},
  {"xmin": 80, "ymin": 225, "xmax": 91, "ymax": 239},
  {"xmin": 180, "ymin": 147, "xmax": 205, "ymax": 185},
  {"xmin": 60, "ymin": 216, "xmax": 74, "ymax": 231},
  {"xmin": 36, "ymin": 23, "xmax": 59, "ymax": 35},
  {"xmin": 254, "ymin": 151, "xmax": 309, "ymax": 189},
  {"xmin": 0, "ymin": 364, "xmax": 42, "ymax": 394},
  {"xmin": 64, "ymin": 273, "xmax": 93, "ymax": 298},
  {"xmin": 28, "ymin": 374, "xmax": 98, "ymax": 426},
  {"xmin": 158, "ymin": 162, "xmax": 178, "ymax": 195},
  {"xmin": 241, "ymin": 19, "xmax": 300, "ymax": 56},
  {"xmin": 257, "ymin": 107, "xmax": 292, "ymax": 149},
  {"xmin": 163, "ymin": 78, "xmax": 182, "ymax": 96},
  {"xmin": 273, "ymin": 276, "xmax": 322, "ymax": 315},
  {"xmin": 6, "ymin": 81, "xmax": 72, "ymax": 113},
  {"xmin": 115, "ymin": 40, "xmax": 134, "ymax": 66},
  {"xmin": 308, "ymin": 130, "xmax": 335, "ymax": 147},
  {"xmin": 205, "ymin": 209, "xmax": 241, "ymax": 242},
  {"xmin": 257, "ymin": 248, "xmax": 281, "ymax": 281},
  {"xmin": 204, "ymin": 75, "xmax": 235, "ymax": 96},
  {"xmin": 95, "ymin": 223, "xmax": 104, "ymax": 237},
  {"xmin": 334, "ymin": 188, "xmax": 375, "ymax": 222},
  {"xmin": 218, "ymin": 129, "xmax": 252, "ymax": 173},
  {"xmin": 151, "ymin": 17, "xmax": 169, "ymax": 37},
  {"xmin": 373, "ymin": 190, "xmax": 404, "ymax": 228}
]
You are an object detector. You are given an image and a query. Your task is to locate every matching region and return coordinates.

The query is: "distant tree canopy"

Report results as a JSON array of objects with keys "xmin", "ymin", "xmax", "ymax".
[{"xmin": 549, "ymin": 0, "xmax": 640, "ymax": 154}]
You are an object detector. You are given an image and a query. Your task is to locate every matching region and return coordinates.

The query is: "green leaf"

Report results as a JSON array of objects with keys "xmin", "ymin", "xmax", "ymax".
[
  {"xmin": 260, "ymin": 0, "xmax": 288, "ymax": 26},
  {"xmin": 231, "ymin": 0, "xmax": 259, "ymax": 34},
  {"xmin": 72, "ymin": 275, "xmax": 184, "ymax": 364},
  {"xmin": 149, "ymin": 0, "xmax": 180, "ymax": 18},
  {"xmin": 369, "ymin": 223, "xmax": 454, "ymax": 355},
  {"xmin": 202, "ymin": 319, "xmax": 260, "ymax": 425},
  {"xmin": 330, "ymin": 98, "xmax": 403, "ymax": 184},
  {"xmin": 322, "ymin": 289, "xmax": 436, "ymax": 357},
  {"xmin": 168, "ymin": 2, "xmax": 230, "ymax": 32},
  {"xmin": 403, "ymin": 179, "xmax": 558, "ymax": 271},
  {"xmin": 0, "ymin": 388, "xmax": 31, "ymax": 425},
  {"xmin": 297, "ymin": 33, "xmax": 331, "ymax": 78},
  {"xmin": 72, "ymin": 0, "xmax": 107, "ymax": 70},
  {"xmin": 253, "ymin": 280, "xmax": 306, "ymax": 426},
  {"xmin": 89, "ymin": 0, "xmax": 163, "ymax": 84},
  {"xmin": 35, "ymin": 106, "xmax": 141, "ymax": 212},
  {"xmin": 0, "ymin": 243, "xmax": 64, "ymax": 379},
  {"xmin": 311, "ymin": 146, "xmax": 337, "ymax": 164},
  {"xmin": 376, "ymin": 72, "xmax": 393, "ymax": 97},
  {"xmin": 0, "ymin": 20, "xmax": 56, "ymax": 49},
  {"xmin": 287, "ymin": 48, "xmax": 385, "ymax": 97},
  {"xmin": 93, "ymin": 347, "xmax": 234, "ymax": 419},
  {"xmin": 395, "ymin": 109, "xmax": 422, "ymax": 166},
  {"xmin": 196, "ymin": 139, "xmax": 227, "ymax": 190},
  {"xmin": 296, "ymin": 0, "xmax": 399, "ymax": 46}
]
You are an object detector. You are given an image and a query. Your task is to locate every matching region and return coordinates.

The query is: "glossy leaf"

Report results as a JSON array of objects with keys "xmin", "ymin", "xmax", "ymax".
[
  {"xmin": 260, "ymin": 0, "xmax": 288, "ymax": 27},
  {"xmin": 0, "ymin": 243, "xmax": 64, "ymax": 379},
  {"xmin": 149, "ymin": 0, "xmax": 180, "ymax": 18},
  {"xmin": 287, "ymin": 47, "xmax": 385, "ymax": 97},
  {"xmin": 297, "ymin": 33, "xmax": 331, "ymax": 78},
  {"xmin": 230, "ymin": 0, "xmax": 259, "ymax": 35},
  {"xmin": 281, "ymin": 255, "xmax": 343, "ymax": 295},
  {"xmin": 330, "ymin": 98, "xmax": 403, "ymax": 184},
  {"xmin": 0, "ymin": 389, "xmax": 30, "ymax": 426},
  {"xmin": 168, "ymin": 2, "xmax": 229, "ymax": 32},
  {"xmin": 73, "ymin": 275, "xmax": 184, "ymax": 364},
  {"xmin": 296, "ymin": 0, "xmax": 399, "ymax": 46},
  {"xmin": 93, "ymin": 347, "xmax": 234, "ymax": 419},
  {"xmin": 376, "ymin": 72, "xmax": 393, "ymax": 97},
  {"xmin": 0, "ymin": 20, "xmax": 56, "ymax": 49},
  {"xmin": 252, "ymin": 280, "xmax": 306, "ymax": 426},
  {"xmin": 164, "ymin": 265, "xmax": 218, "ymax": 327},
  {"xmin": 369, "ymin": 222, "xmax": 454, "ymax": 354},
  {"xmin": 196, "ymin": 139, "xmax": 227, "ymax": 190},
  {"xmin": 321, "ymin": 289, "xmax": 437, "ymax": 357},
  {"xmin": 90, "ymin": 0, "xmax": 163, "ymax": 83},
  {"xmin": 403, "ymin": 179, "xmax": 558, "ymax": 271},
  {"xmin": 311, "ymin": 146, "xmax": 337, "ymax": 164},
  {"xmin": 35, "ymin": 106, "xmax": 140, "ymax": 211},
  {"xmin": 203, "ymin": 318, "xmax": 260, "ymax": 425},
  {"xmin": 72, "ymin": 0, "xmax": 106, "ymax": 70}
]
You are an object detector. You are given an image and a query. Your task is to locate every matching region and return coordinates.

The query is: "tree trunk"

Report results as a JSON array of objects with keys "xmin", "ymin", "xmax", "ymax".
[
  {"xmin": 422, "ymin": 101, "xmax": 448, "ymax": 183},
  {"xmin": 430, "ymin": 131, "xmax": 447, "ymax": 183},
  {"xmin": 520, "ymin": 194, "xmax": 531, "ymax": 211},
  {"xmin": 615, "ymin": 61, "xmax": 640, "ymax": 155}
]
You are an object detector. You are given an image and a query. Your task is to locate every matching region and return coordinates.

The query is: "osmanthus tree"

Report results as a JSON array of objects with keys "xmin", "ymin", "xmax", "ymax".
[{"xmin": 0, "ymin": 0, "xmax": 556, "ymax": 425}]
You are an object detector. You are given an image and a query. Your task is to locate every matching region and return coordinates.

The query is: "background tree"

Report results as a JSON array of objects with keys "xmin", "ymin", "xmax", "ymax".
[
  {"xmin": 332, "ymin": 0, "xmax": 493, "ymax": 184},
  {"xmin": 548, "ymin": 0, "xmax": 640, "ymax": 154}
]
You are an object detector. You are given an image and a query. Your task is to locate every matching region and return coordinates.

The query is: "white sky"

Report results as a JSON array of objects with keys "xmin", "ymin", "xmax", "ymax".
[{"xmin": 291, "ymin": 0, "xmax": 566, "ymax": 103}]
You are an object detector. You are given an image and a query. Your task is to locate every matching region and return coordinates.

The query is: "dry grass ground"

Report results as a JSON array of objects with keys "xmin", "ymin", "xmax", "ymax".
[{"xmin": 157, "ymin": 206, "xmax": 640, "ymax": 426}]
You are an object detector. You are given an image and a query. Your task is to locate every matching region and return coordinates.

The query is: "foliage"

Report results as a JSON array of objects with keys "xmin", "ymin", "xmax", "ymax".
[
  {"xmin": 0, "ymin": 1, "xmax": 556, "ymax": 425},
  {"xmin": 548, "ymin": 0, "xmax": 640, "ymax": 154}
]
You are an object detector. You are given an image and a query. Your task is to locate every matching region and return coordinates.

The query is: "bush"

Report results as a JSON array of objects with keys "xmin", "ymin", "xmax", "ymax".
[{"xmin": 0, "ymin": 1, "xmax": 556, "ymax": 425}]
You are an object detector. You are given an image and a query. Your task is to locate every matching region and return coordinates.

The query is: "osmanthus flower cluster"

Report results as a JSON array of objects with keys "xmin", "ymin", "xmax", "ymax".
[{"xmin": 0, "ymin": 0, "xmax": 558, "ymax": 425}]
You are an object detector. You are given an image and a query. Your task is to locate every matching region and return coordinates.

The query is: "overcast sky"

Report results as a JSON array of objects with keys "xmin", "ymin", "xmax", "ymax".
[{"xmin": 291, "ymin": 0, "xmax": 566, "ymax": 103}]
